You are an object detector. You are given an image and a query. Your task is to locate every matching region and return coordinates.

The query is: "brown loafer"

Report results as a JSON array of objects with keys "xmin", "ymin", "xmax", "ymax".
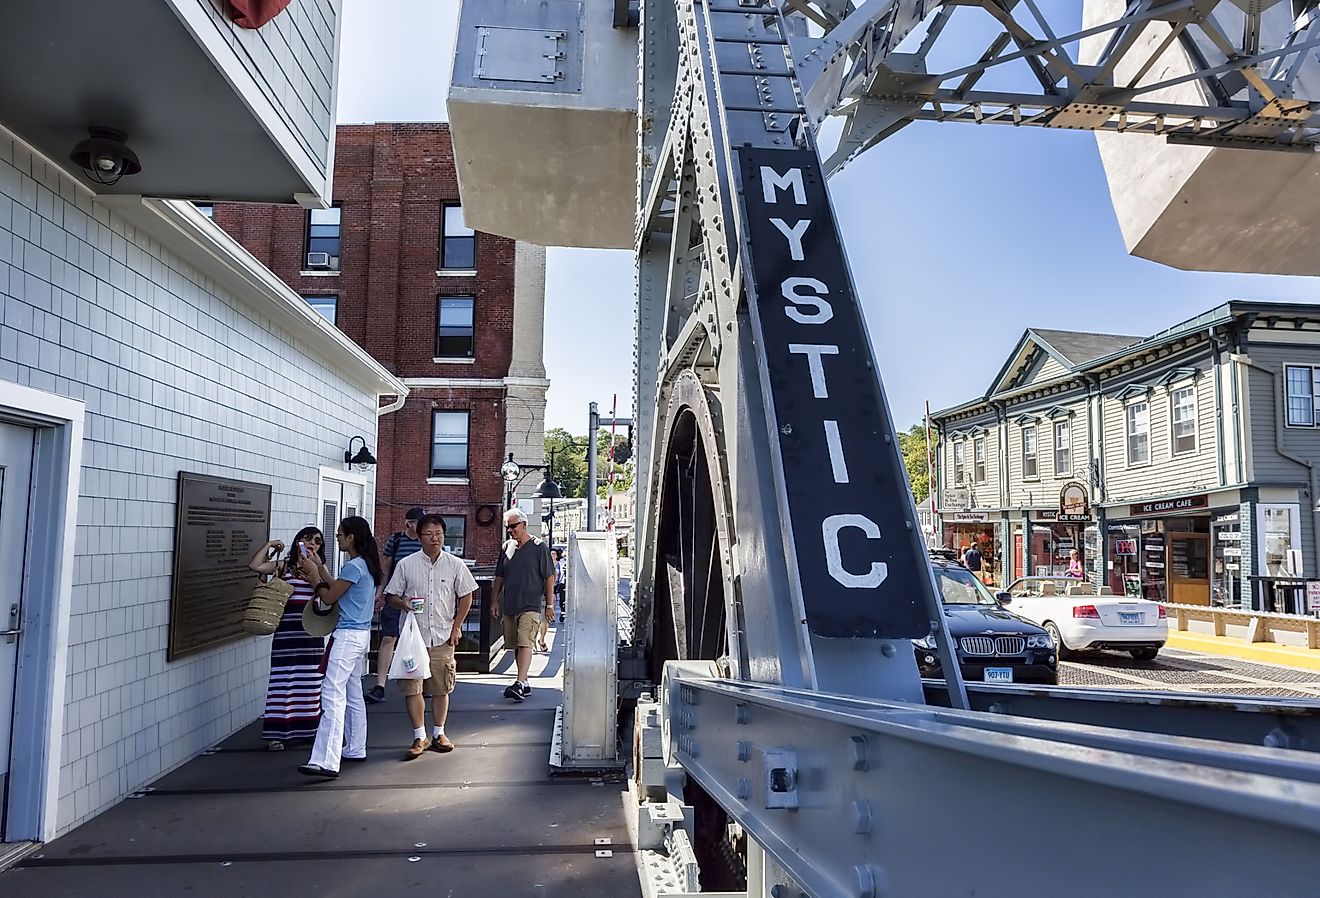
[
  {"xmin": 428, "ymin": 734, "xmax": 455, "ymax": 753},
  {"xmin": 406, "ymin": 737, "xmax": 431, "ymax": 759}
]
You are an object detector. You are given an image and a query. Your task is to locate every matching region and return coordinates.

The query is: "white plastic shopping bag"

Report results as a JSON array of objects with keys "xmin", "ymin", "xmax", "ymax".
[{"xmin": 388, "ymin": 611, "xmax": 432, "ymax": 680}]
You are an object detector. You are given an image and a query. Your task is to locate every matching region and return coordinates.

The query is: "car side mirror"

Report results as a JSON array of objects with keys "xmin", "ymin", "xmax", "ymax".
[{"xmin": 995, "ymin": 592, "xmax": 1011, "ymax": 605}]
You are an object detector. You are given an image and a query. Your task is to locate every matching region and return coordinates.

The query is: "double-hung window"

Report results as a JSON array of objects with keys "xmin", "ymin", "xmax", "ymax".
[
  {"xmin": 1126, "ymin": 401, "xmax": 1150, "ymax": 465},
  {"xmin": 973, "ymin": 437, "xmax": 986, "ymax": 484},
  {"xmin": 1054, "ymin": 420, "xmax": 1070, "ymax": 476},
  {"xmin": 441, "ymin": 516, "xmax": 466, "ymax": 556},
  {"xmin": 436, "ymin": 295, "xmax": 475, "ymax": 358},
  {"xmin": 1285, "ymin": 365, "xmax": 1320, "ymax": 427},
  {"xmin": 431, "ymin": 411, "xmax": 470, "ymax": 478},
  {"xmin": 440, "ymin": 203, "xmax": 476, "ymax": 270},
  {"xmin": 306, "ymin": 206, "xmax": 342, "ymax": 270},
  {"xmin": 1022, "ymin": 426, "xmax": 1038, "ymax": 479},
  {"xmin": 304, "ymin": 295, "xmax": 337, "ymax": 326},
  {"xmin": 1170, "ymin": 386, "xmax": 1197, "ymax": 454},
  {"xmin": 953, "ymin": 441, "xmax": 965, "ymax": 484}
]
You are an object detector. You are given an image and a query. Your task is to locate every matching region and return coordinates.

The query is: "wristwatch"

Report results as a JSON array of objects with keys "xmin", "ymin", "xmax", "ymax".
[{"xmin": 314, "ymin": 581, "xmax": 331, "ymax": 593}]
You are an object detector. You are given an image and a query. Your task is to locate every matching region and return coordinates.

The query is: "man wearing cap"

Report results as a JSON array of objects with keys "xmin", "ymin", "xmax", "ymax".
[
  {"xmin": 382, "ymin": 514, "xmax": 477, "ymax": 757},
  {"xmin": 366, "ymin": 507, "xmax": 424, "ymax": 704},
  {"xmin": 492, "ymin": 508, "xmax": 556, "ymax": 701}
]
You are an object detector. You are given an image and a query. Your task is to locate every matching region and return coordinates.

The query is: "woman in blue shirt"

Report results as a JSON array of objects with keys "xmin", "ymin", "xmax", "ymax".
[{"xmin": 297, "ymin": 516, "xmax": 382, "ymax": 778}]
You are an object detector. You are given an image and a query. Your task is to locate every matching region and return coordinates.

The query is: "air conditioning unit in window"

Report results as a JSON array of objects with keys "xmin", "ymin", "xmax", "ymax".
[{"xmin": 306, "ymin": 252, "xmax": 332, "ymax": 269}]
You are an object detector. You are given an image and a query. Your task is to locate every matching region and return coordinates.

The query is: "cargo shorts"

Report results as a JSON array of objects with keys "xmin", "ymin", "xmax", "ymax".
[
  {"xmin": 502, "ymin": 611, "xmax": 542, "ymax": 650},
  {"xmin": 396, "ymin": 643, "xmax": 457, "ymax": 697}
]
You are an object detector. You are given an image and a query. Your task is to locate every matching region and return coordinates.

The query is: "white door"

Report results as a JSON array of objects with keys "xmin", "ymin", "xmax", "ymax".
[
  {"xmin": 0, "ymin": 423, "xmax": 34, "ymax": 840},
  {"xmin": 319, "ymin": 476, "xmax": 367, "ymax": 577}
]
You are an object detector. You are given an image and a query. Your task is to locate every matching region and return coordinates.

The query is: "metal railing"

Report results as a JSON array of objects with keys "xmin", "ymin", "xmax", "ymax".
[{"xmin": 1249, "ymin": 576, "xmax": 1316, "ymax": 616}]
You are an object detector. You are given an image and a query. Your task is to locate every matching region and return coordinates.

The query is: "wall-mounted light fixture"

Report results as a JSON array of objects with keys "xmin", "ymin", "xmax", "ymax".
[
  {"xmin": 69, "ymin": 127, "xmax": 141, "ymax": 186},
  {"xmin": 344, "ymin": 436, "xmax": 377, "ymax": 472}
]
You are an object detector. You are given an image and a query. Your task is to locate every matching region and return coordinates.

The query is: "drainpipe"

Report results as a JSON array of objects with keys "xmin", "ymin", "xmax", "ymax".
[
  {"xmin": 991, "ymin": 400, "xmax": 1008, "ymax": 510},
  {"xmin": 377, "ymin": 393, "xmax": 407, "ymax": 416},
  {"xmin": 1228, "ymin": 321, "xmax": 1250, "ymax": 485},
  {"xmin": 1233, "ymin": 353, "xmax": 1319, "ymax": 580},
  {"xmin": 1207, "ymin": 328, "xmax": 1227, "ymax": 488},
  {"xmin": 1085, "ymin": 375, "xmax": 1105, "ymax": 502}
]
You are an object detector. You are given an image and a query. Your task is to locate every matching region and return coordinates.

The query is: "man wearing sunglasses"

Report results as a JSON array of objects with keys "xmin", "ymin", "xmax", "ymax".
[{"xmin": 492, "ymin": 508, "xmax": 556, "ymax": 701}]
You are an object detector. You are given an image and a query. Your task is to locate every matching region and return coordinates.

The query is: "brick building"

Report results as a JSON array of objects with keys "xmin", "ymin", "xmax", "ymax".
[{"xmin": 213, "ymin": 123, "xmax": 548, "ymax": 564}]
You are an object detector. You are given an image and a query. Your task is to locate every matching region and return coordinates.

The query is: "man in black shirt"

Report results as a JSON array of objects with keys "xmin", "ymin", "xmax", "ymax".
[{"xmin": 492, "ymin": 508, "xmax": 555, "ymax": 701}]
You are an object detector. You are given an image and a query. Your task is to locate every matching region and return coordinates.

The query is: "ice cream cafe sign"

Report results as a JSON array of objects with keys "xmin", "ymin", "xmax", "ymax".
[{"xmin": 1058, "ymin": 482, "xmax": 1091, "ymax": 522}]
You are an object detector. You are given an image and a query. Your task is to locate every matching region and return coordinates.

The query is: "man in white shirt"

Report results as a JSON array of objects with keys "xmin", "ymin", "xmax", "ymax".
[{"xmin": 382, "ymin": 514, "xmax": 477, "ymax": 758}]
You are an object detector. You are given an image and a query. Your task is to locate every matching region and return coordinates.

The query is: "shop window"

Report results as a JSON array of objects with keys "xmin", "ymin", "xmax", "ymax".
[
  {"xmin": 1285, "ymin": 365, "xmax": 1319, "ymax": 427},
  {"xmin": 440, "ymin": 203, "xmax": 476, "ymax": 270},
  {"xmin": 436, "ymin": 295, "xmax": 475, "ymax": 358},
  {"xmin": 1126, "ymin": 401, "xmax": 1149, "ymax": 465},
  {"xmin": 431, "ymin": 410, "xmax": 470, "ymax": 478},
  {"xmin": 441, "ymin": 515, "xmax": 466, "ymax": 556},
  {"xmin": 1258, "ymin": 504, "xmax": 1301, "ymax": 577},
  {"xmin": 304, "ymin": 295, "xmax": 337, "ymax": 326},
  {"xmin": 1054, "ymin": 420, "xmax": 1070, "ymax": 476},
  {"xmin": 1022, "ymin": 426, "xmax": 1038, "ymax": 479},
  {"xmin": 973, "ymin": 437, "xmax": 986, "ymax": 484},
  {"xmin": 1170, "ymin": 386, "xmax": 1197, "ymax": 454},
  {"xmin": 953, "ymin": 441, "xmax": 965, "ymax": 484},
  {"xmin": 306, "ymin": 206, "xmax": 342, "ymax": 270}
]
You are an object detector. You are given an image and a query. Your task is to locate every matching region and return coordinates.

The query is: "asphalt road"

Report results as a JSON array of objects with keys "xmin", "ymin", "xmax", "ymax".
[{"xmin": 1061, "ymin": 647, "xmax": 1320, "ymax": 699}]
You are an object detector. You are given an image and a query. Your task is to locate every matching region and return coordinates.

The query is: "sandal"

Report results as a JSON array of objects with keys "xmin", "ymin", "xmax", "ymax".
[{"xmin": 267, "ymin": 741, "xmax": 286, "ymax": 752}]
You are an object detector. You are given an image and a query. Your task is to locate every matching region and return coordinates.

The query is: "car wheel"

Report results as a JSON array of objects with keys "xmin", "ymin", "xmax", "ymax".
[
  {"xmin": 1129, "ymin": 647, "xmax": 1159, "ymax": 662},
  {"xmin": 1045, "ymin": 622, "xmax": 1072, "ymax": 661}
]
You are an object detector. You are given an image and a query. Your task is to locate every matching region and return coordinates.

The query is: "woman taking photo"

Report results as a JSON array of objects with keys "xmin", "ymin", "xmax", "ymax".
[
  {"xmin": 296, "ymin": 516, "xmax": 382, "ymax": 778},
  {"xmin": 247, "ymin": 527, "xmax": 327, "ymax": 751}
]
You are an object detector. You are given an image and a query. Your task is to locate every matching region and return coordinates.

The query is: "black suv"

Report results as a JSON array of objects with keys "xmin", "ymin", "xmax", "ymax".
[{"xmin": 913, "ymin": 556, "xmax": 1059, "ymax": 685}]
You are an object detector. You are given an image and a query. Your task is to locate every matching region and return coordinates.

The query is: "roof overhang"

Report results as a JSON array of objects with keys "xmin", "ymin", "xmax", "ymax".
[
  {"xmin": 100, "ymin": 196, "xmax": 406, "ymax": 401},
  {"xmin": 0, "ymin": 0, "xmax": 333, "ymax": 205}
]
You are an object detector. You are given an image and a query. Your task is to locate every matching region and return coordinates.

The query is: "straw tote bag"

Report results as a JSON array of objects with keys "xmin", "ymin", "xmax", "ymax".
[{"xmin": 242, "ymin": 575, "xmax": 295, "ymax": 635}]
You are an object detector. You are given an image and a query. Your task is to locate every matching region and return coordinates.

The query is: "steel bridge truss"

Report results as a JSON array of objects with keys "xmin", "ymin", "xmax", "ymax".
[
  {"xmin": 629, "ymin": 0, "xmax": 1320, "ymax": 893},
  {"xmin": 785, "ymin": 0, "xmax": 1320, "ymax": 172}
]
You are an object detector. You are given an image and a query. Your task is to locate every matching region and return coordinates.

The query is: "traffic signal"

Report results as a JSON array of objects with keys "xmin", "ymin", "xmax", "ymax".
[{"xmin": 613, "ymin": 424, "xmax": 634, "ymax": 464}]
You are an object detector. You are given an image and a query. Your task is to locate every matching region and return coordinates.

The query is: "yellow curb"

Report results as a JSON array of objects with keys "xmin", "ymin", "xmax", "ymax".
[{"xmin": 1166, "ymin": 630, "xmax": 1320, "ymax": 673}]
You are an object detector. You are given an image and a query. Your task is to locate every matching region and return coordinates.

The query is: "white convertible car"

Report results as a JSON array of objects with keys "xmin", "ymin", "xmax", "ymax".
[{"xmin": 1000, "ymin": 577, "xmax": 1168, "ymax": 661}]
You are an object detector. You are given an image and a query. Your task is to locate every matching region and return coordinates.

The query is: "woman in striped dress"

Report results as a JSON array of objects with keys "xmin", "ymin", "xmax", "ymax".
[{"xmin": 248, "ymin": 527, "xmax": 328, "ymax": 750}]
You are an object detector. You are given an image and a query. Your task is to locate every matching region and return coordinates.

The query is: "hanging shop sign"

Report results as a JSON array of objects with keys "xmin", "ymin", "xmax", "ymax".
[
  {"xmin": 1129, "ymin": 494, "xmax": 1208, "ymax": 517},
  {"xmin": 943, "ymin": 486, "xmax": 971, "ymax": 511},
  {"xmin": 1058, "ymin": 481, "xmax": 1091, "ymax": 521}
]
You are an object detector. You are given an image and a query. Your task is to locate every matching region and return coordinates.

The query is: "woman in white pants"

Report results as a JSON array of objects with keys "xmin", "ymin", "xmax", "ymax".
[{"xmin": 297, "ymin": 516, "xmax": 382, "ymax": 778}]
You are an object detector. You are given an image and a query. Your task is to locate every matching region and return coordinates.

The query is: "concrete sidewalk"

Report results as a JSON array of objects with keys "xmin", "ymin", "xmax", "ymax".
[
  {"xmin": 1166, "ymin": 630, "xmax": 1320, "ymax": 673},
  {"xmin": 0, "ymin": 627, "xmax": 640, "ymax": 898}
]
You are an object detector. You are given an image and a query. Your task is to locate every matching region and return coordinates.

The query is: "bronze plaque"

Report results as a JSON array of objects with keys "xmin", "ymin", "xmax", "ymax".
[{"xmin": 168, "ymin": 472, "xmax": 272, "ymax": 660}]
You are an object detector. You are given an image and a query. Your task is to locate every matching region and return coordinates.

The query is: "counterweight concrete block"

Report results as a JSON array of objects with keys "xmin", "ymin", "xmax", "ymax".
[
  {"xmin": 448, "ymin": 0, "xmax": 638, "ymax": 249},
  {"xmin": 1082, "ymin": 0, "xmax": 1320, "ymax": 275}
]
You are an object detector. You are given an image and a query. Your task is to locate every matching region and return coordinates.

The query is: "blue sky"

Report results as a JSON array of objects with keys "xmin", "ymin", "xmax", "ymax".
[{"xmin": 336, "ymin": 0, "xmax": 1320, "ymax": 432}]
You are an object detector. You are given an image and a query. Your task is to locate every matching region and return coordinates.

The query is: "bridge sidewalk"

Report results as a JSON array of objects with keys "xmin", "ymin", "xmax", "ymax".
[
  {"xmin": 0, "ymin": 626, "xmax": 640, "ymax": 898},
  {"xmin": 1166, "ymin": 630, "xmax": 1320, "ymax": 673}
]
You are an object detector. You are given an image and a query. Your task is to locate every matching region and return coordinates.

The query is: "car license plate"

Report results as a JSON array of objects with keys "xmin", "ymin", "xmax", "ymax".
[
  {"xmin": 1119, "ymin": 612, "xmax": 1142, "ymax": 624},
  {"xmin": 984, "ymin": 667, "xmax": 1013, "ymax": 683}
]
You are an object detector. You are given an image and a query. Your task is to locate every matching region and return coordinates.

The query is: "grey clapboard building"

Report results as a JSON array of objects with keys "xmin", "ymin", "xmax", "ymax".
[{"xmin": 931, "ymin": 301, "xmax": 1320, "ymax": 611}]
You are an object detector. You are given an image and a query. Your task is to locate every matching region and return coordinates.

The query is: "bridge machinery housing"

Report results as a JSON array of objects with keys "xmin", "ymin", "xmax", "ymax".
[{"xmin": 448, "ymin": 1, "xmax": 1320, "ymax": 894}]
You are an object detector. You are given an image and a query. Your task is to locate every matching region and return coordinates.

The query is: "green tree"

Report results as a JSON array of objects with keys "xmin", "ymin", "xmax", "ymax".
[
  {"xmin": 544, "ymin": 427, "xmax": 589, "ymax": 497},
  {"xmin": 897, "ymin": 423, "xmax": 935, "ymax": 502}
]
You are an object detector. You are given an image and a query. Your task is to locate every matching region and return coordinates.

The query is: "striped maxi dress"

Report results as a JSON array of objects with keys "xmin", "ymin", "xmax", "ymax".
[{"xmin": 262, "ymin": 576, "xmax": 325, "ymax": 743}]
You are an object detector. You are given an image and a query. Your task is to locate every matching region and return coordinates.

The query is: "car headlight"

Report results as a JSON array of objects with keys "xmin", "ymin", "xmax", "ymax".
[
  {"xmin": 1026, "ymin": 633, "xmax": 1054, "ymax": 649},
  {"xmin": 914, "ymin": 634, "xmax": 938, "ymax": 649}
]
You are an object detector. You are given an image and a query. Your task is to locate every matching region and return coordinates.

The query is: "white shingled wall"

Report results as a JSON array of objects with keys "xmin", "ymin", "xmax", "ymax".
[{"xmin": 0, "ymin": 131, "xmax": 379, "ymax": 836}]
